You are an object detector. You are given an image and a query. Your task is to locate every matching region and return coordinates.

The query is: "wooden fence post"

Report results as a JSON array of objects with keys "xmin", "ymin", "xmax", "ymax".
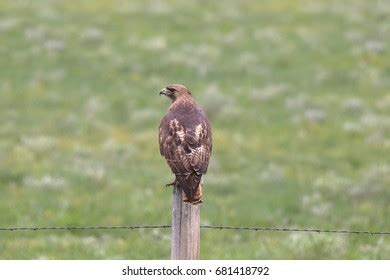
[{"xmin": 171, "ymin": 185, "xmax": 200, "ymax": 259}]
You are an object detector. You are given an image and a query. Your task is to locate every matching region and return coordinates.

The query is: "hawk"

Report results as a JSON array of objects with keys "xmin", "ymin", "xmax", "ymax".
[{"xmin": 159, "ymin": 84, "xmax": 212, "ymax": 204}]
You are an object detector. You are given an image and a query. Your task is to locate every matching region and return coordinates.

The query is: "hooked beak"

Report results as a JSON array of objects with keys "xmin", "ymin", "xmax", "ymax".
[{"xmin": 159, "ymin": 87, "xmax": 170, "ymax": 96}]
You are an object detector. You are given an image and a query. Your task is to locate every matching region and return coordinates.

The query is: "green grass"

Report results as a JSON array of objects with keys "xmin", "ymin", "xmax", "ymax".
[{"xmin": 0, "ymin": 0, "xmax": 389, "ymax": 259}]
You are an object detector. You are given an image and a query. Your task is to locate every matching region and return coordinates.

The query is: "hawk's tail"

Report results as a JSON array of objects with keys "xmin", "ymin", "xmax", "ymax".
[{"xmin": 176, "ymin": 174, "xmax": 203, "ymax": 205}]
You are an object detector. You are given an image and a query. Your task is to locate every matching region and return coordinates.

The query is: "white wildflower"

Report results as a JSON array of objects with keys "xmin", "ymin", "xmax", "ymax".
[
  {"xmin": 304, "ymin": 108, "xmax": 327, "ymax": 123},
  {"xmin": 342, "ymin": 97, "xmax": 363, "ymax": 113},
  {"xmin": 24, "ymin": 175, "xmax": 66, "ymax": 189},
  {"xmin": 43, "ymin": 39, "xmax": 65, "ymax": 52}
]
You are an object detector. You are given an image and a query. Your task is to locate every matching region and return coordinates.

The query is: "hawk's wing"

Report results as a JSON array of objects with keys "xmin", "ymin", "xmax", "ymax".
[{"xmin": 159, "ymin": 111, "xmax": 212, "ymax": 177}]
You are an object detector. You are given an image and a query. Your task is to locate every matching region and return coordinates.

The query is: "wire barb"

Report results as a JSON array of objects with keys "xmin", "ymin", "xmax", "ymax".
[{"xmin": 0, "ymin": 225, "xmax": 389, "ymax": 236}]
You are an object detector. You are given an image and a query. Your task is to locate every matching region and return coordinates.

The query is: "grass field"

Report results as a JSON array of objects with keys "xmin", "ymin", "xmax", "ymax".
[{"xmin": 0, "ymin": 0, "xmax": 389, "ymax": 259}]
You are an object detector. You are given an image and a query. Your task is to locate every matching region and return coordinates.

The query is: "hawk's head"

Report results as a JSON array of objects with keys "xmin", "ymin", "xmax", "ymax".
[{"xmin": 159, "ymin": 84, "xmax": 192, "ymax": 101}]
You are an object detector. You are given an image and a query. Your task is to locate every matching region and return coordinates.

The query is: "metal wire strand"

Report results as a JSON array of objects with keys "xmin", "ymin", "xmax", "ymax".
[{"xmin": 0, "ymin": 225, "xmax": 389, "ymax": 235}]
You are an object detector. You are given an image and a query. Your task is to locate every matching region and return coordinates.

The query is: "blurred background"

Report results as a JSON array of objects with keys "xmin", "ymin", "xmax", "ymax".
[{"xmin": 0, "ymin": 0, "xmax": 389, "ymax": 259}]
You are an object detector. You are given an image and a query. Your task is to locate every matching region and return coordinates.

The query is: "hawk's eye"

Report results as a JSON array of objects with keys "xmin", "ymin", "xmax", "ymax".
[{"xmin": 166, "ymin": 87, "xmax": 175, "ymax": 92}]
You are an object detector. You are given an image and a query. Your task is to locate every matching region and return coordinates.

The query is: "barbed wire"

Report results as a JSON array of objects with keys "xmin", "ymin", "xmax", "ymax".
[
  {"xmin": 200, "ymin": 226, "xmax": 390, "ymax": 235},
  {"xmin": 0, "ymin": 225, "xmax": 389, "ymax": 236},
  {"xmin": 0, "ymin": 225, "xmax": 170, "ymax": 231}
]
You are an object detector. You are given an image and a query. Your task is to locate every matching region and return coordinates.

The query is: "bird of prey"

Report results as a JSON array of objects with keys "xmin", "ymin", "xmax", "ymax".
[{"xmin": 159, "ymin": 84, "xmax": 212, "ymax": 204}]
